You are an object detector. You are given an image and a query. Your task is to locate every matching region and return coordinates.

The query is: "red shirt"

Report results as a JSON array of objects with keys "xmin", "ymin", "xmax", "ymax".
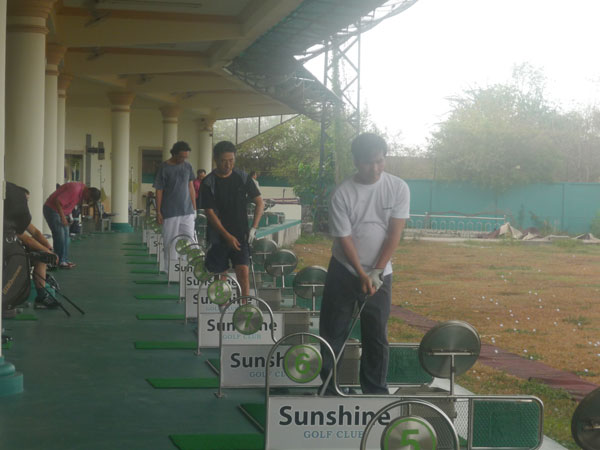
[
  {"xmin": 193, "ymin": 178, "xmax": 202, "ymax": 199},
  {"xmin": 45, "ymin": 182, "xmax": 85, "ymax": 215}
]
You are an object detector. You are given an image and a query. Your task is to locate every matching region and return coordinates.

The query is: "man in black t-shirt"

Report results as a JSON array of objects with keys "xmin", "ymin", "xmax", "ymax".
[{"xmin": 201, "ymin": 141, "xmax": 264, "ymax": 296}]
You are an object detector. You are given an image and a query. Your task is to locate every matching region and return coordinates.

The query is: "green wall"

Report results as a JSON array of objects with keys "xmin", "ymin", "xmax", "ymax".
[{"xmin": 406, "ymin": 180, "xmax": 600, "ymax": 234}]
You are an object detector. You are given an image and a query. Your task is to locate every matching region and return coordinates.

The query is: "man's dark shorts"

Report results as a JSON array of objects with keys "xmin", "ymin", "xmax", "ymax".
[{"xmin": 205, "ymin": 241, "xmax": 250, "ymax": 273}]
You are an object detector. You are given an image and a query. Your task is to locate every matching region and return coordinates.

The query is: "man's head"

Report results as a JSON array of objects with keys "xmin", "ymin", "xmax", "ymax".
[
  {"xmin": 197, "ymin": 169, "xmax": 206, "ymax": 180},
  {"xmin": 249, "ymin": 171, "xmax": 258, "ymax": 179},
  {"xmin": 213, "ymin": 141, "xmax": 236, "ymax": 177},
  {"xmin": 170, "ymin": 141, "xmax": 191, "ymax": 163},
  {"xmin": 351, "ymin": 133, "xmax": 387, "ymax": 184},
  {"xmin": 84, "ymin": 187, "xmax": 102, "ymax": 205}
]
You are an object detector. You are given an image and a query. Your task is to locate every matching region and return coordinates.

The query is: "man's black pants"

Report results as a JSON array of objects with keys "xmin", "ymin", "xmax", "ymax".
[{"xmin": 319, "ymin": 256, "xmax": 392, "ymax": 394}]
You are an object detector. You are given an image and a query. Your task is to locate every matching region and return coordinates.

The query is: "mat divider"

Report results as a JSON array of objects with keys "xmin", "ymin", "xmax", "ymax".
[
  {"xmin": 238, "ymin": 403, "xmax": 266, "ymax": 432},
  {"xmin": 136, "ymin": 314, "xmax": 184, "ymax": 320},
  {"xmin": 134, "ymin": 341, "xmax": 196, "ymax": 350},
  {"xmin": 146, "ymin": 377, "xmax": 218, "ymax": 388}
]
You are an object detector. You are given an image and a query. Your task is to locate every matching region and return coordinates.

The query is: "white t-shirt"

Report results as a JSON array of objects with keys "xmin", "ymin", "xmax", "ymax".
[{"xmin": 329, "ymin": 172, "xmax": 410, "ymax": 276}]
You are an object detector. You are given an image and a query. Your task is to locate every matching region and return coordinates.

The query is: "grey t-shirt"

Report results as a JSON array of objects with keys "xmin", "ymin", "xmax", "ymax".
[{"xmin": 153, "ymin": 161, "xmax": 195, "ymax": 219}]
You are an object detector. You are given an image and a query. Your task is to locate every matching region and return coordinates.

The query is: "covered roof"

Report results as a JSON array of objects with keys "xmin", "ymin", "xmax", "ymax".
[{"xmin": 52, "ymin": 0, "xmax": 417, "ymax": 119}]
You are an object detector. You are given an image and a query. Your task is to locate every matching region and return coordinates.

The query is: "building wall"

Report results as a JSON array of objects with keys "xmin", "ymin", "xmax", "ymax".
[{"xmin": 65, "ymin": 106, "xmax": 201, "ymax": 212}]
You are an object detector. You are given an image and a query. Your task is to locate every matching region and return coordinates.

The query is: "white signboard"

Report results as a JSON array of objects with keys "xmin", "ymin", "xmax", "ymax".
[
  {"xmin": 198, "ymin": 312, "xmax": 283, "ymax": 348},
  {"xmin": 266, "ymin": 396, "xmax": 397, "ymax": 450},
  {"xmin": 147, "ymin": 232, "xmax": 159, "ymax": 255},
  {"xmin": 168, "ymin": 257, "xmax": 187, "ymax": 283},
  {"xmin": 220, "ymin": 345, "xmax": 321, "ymax": 388},
  {"xmin": 142, "ymin": 229, "xmax": 148, "ymax": 244},
  {"xmin": 158, "ymin": 241, "xmax": 166, "ymax": 273}
]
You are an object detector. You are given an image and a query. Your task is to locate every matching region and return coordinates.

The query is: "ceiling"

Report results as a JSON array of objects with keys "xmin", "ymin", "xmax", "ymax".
[{"xmin": 52, "ymin": 0, "xmax": 305, "ymax": 118}]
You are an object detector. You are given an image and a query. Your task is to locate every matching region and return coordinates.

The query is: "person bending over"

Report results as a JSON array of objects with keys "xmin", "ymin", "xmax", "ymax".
[
  {"xmin": 153, "ymin": 141, "xmax": 197, "ymax": 265},
  {"xmin": 201, "ymin": 141, "xmax": 264, "ymax": 296},
  {"xmin": 43, "ymin": 182, "xmax": 101, "ymax": 269},
  {"xmin": 5, "ymin": 183, "xmax": 59, "ymax": 309},
  {"xmin": 319, "ymin": 133, "xmax": 410, "ymax": 395}
]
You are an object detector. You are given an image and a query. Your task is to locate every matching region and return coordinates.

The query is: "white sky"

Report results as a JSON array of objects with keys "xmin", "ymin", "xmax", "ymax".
[{"xmin": 353, "ymin": 0, "xmax": 600, "ymax": 147}]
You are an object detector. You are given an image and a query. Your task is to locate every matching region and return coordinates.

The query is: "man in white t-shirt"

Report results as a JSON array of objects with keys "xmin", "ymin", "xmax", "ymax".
[{"xmin": 319, "ymin": 133, "xmax": 410, "ymax": 395}]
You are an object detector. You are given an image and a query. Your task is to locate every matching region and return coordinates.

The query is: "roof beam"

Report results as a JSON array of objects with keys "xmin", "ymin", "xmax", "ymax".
[
  {"xmin": 208, "ymin": 0, "xmax": 303, "ymax": 68},
  {"xmin": 55, "ymin": 7, "xmax": 241, "ymax": 47},
  {"xmin": 64, "ymin": 48, "xmax": 208, "ymax": 75},
  {"xmin": 123, "ymin": 72, "xmax": 240, "ymax": 94}
]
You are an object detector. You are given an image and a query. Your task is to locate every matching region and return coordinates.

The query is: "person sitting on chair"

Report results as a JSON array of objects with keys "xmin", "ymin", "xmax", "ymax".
[{"xmin": 4, "ymin": 183, "xmax": 60, "ymax": 309}]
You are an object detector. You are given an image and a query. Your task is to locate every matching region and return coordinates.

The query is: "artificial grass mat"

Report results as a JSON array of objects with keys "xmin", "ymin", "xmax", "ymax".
[
  {"xmin": 1, "ymin": 341, "xmax": 12, "ymax": 350},
  {"xmin": 206, "ymin": 359, "xmax": 220, "ymax": 373},
  {"xmin": 133, "ymin": 280, "xmax": 171, "ymax": 285},
  {"xmin": 146, "ymin": 377, "xmax": 218, "ymax": 388},
  {"xmin": 134, "ymin": 341, "xmax": 196, "ymax": 350},
  {"xmin": 5, "ymin": 313, "xmax": 37, "ymax": 321},
  {"xmin": 170, "ymin": 433, "xmax": 264, "ymax": 450},
  {"xmin": 134, "ymin": 294, "xmax": 179, "ymax": 300},
  {"xmin": 136, "ymin": 314, "xmax": 184, "ymax": 320},
  {"xmin": 122, "ymin": 242, "xmax": 145, "ymax": 246},
  {"xmin": 126, "ymin": 261, "xmax": 156, "ymax": 265},
  {"xmin": 130, "ymin": 269, "xmax": 161, "ymax": 274},
  {"xmin": 239, "ymin": 403, "xmax": 266, "ymax": 431}
]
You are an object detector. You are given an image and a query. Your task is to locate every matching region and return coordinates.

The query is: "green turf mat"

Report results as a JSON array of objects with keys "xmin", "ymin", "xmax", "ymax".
[
  {"xmin": 170, "ymin": 433, "xmax": 264, "ymax": 450},
  {"xmin": 349, "ymin": 319, "xmax": 361, "ymax": 340},
  {"xmin": 124, "ymin": 253, "xmax": 154, "ymax": 257},
  {"xmin": 135, "ymin": 294, "xmax": 179, "ymax": 300},
  {"xmin": 136, "ymin": 314, "xmax": 184, "ymax": 320},
  {"xmin": 146, "ymin": 377, "xmax": 218, "ymax": 388},
  {"xmin": 134, "ymin": 341, "xmax": 196, "ymax": 350},
  {"xmin": 239, "ymin": 403, "xmax": 266, "ymax": 431},
  {"xmin": 126, "ymin": 261, "xmax": 156, "ymax": 265},
  {"xmin": 133, "ymin": 280, "xmax": 170, "ymax": 285},
  {"xmin": 5, "ymin": 314, "xmax": 37, "ymax": 321},
  {"xmin": 206, "ymin": 358, "xmax": 220, "ymax": 374},
  {"xmin": 122, "ymin": 242, "xmax": 145, "ymax": 246},
  {"xmin": 2, "ymin": 341, "xmax": 13, "ymax": 350},
  {"xmin": 130, "ymin": 269, "xmax": 160, "ymax": 274}
]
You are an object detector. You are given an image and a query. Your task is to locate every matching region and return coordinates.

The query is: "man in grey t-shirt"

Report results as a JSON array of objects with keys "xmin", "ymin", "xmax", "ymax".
[{"xmin": 153, "ymin": 141, "xmax": 196, "ymax": 265}]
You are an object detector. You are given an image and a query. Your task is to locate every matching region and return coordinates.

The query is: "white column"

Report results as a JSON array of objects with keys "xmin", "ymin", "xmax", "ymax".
[
  {"xmin": 196, "ymin": 117, "xmax": 215, "ymax": 173},
  {"xmin": 5, "ymin": 0, "xmax": 55, "ymax": 230},
  {"xmin": 56, "ymin": 72, "xmax": 72, "ymax": 185},
  {"xmin": 0, "ymin": 0, "xmax": 7, "ymax": 360},
  {"xmin": 43, "ymin": 43, "xmax": 65, "ymax": 222},
  {"xmin": 108, "ymin": 92, "xmax": 135, "ymax": 231},
  {"xmin": 160, "ymin": 105, "xmax": 180, "ymax": 161}
]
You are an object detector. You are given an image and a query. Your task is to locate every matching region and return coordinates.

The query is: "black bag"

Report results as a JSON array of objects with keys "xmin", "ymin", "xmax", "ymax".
[{"xmin": 2, "ymin": 233, "xmax": 31, "ymax": 311}]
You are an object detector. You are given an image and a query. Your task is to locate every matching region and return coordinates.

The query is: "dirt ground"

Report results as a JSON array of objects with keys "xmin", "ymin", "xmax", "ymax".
[{"xmin": 292, "ymin": 236, "xmax": 600, "ymax": 386}]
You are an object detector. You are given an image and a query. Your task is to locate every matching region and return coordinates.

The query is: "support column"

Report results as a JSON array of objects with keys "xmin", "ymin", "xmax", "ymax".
[
  {"xmin": 57, "ymin": 72, "xmax": 72, "ymax": 185},
  {"xmin": 160, "ymin": 105, "xmax": 180, "ymax": 162},
  {"xmin": 43, "ymin": 43, "xmax": 66, "ymax": 207},
  {"xmin": 108, "ymin": 92, "xmax": 135, "ymax": 232},
  {"xmin": 196, "ymin": 117, "xmax": 215, "ymax": 173},
  {"xmin": 5, "ymin": 0, "xmax": 56, "ymax": 230},
  {"xmin": 0, "ymin": 0, "xmax": 25, "ymax": 396}
]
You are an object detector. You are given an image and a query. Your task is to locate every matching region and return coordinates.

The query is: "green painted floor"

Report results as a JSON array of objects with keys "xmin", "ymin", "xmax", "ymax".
[{"xmin": 0, "ymin": 232, "xmax": 264, "ymax": 450}]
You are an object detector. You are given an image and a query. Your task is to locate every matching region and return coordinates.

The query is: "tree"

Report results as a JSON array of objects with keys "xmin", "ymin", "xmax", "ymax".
[{"xmin": 429, "ymin": 64, "xmax": 564, "ymax": 192}]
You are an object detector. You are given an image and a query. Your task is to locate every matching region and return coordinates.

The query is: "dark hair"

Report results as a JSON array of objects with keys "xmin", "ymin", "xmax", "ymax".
[
  {"xmin": 213, "ymin": 141, "xmax": 236, "ymax": 159},
  {"xmin": 249, "ymin": 171, "xmax": 257, "ymax": 178},
  {"xmin": 170, "ymin": 141, "xmax": 191, "ymax": 156},
  {"xmin": 351, "ymin": 133, "xmax": 387, "ymax": 162},
  {"xmin": 197, "ymin": 169, "xmax": 206, "ymax": 175},
  {"xmin": 88, "ymin": 187, "xmax": 101, "ymax": 203}
]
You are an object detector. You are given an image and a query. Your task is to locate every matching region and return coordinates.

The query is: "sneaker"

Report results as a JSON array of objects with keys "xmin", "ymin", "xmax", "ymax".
[{"xmin": 34, "ymin": 292, "xmax": 60, "ymax": 309}]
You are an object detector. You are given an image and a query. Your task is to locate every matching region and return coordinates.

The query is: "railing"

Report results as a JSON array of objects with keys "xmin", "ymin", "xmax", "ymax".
[{"xmin": 407, "ymin": 213, "xmax": 506, "ymax": 234}]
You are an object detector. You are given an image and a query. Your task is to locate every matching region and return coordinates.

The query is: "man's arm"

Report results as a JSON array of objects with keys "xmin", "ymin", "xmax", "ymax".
[
  {"xmin": 188, "ymin": 181, "xmax": 196, "ymax": 211},
  {"xmin": 338, "ymin": 235, "xmax": 375, "ymax": 296},
  {"xmin": 251, "ymin": 195, "xmax": 264, "ymax": 229},
  {"xmin": 155, "ymin": 189, "xmax": 163, "ymax": 224},
  {"xmin": 26, "ymin": 223, "xmax": 52, "ymax": 250},
  {"xmin": 52, "ymin": 197, "xmax": 68, "ymax": 226},
  {"xmin": 373, "ymin": 218, "xmax": 406, "ymax": 270},
  {"xmin": 204, "ymin": 208, "xmax": 240, "ymax": 251}
]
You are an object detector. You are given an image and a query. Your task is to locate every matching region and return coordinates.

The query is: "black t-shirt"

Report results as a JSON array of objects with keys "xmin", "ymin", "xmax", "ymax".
[
  {"xmin": 201, "ymin": 170, "xmax": 261, "ymax": 242},
  {"xmin": 4, "ymin": 182, "xmax": 31, "ymax": 235}
]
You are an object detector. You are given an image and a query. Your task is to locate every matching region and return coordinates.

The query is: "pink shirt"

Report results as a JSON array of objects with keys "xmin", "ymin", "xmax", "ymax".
[
  {"xmin": 45, "ymin": 182, "xmax": 85, "ymax": 215},
  {"xmin": 193, "ymin": 178, "xmax": 202, "ymax": 199}
]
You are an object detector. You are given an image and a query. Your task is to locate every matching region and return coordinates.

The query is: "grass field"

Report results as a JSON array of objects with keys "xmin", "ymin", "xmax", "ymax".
[{"xmin": 291, "ymin": 234, "xmax": 600, "ymax": 449}]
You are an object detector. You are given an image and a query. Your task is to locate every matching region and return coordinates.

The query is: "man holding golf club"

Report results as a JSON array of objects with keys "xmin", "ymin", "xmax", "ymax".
[{"xmin": 319, "ymin": 133, "xmax": 410, "ymax": 395}]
